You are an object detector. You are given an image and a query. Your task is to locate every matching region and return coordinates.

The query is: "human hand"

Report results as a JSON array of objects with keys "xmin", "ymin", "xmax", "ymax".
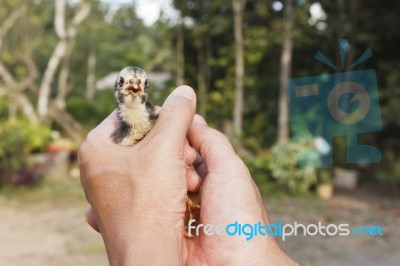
[
  {"xmin": 79, "ymin": 85, "xmax": 199, "ymax": 265},
  {"xmin": 183, "ymin": 116, "xmax": 297, "ymax": 266},
  {"xmin": 81, "ymin": 86, "xmax": 297, "ymax": 265}
]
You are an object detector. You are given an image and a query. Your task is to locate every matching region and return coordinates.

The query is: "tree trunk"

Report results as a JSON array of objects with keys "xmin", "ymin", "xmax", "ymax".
[
  {"xmin": 0, "ymin": 3, "xmax": 39, "ymax": 122},
  {"xmin": 50, "ymin": 106, "xmax": 86, "ymax": 143},
  {"xmin": 37, "ymin": 40, "xmax": 67, "ymax": 119},
  {"xmin": 197, "ymin": 45, "xmax": 207, "ymax": 117},
  {"xmin": 56, "ymin": 39, "xmax": 75, "ymax": 110},
  {"xmin": 176, "ymin": 21, "xmax": 185, "ymax": 85},
  {"xmin": 16, "ymin": 95, "xmax": 39, "ymax": 122},
  {"xmin": 232, "ymin": 0, "xmax": 246, "ymax": 144},
  {"xmin": 278, "ymin": 0, "xmax": 294, "ymax": 144},
  {"xmin": 0, "ymin": 62, "xmax": 39, "ymax": 122},
  {"xmin": 37, "ymin": 0, "xmax": 90, "ymax": 121},
  {"xmin": 86, "ymin": 47, "xmax": 96, "ymax": 101}
]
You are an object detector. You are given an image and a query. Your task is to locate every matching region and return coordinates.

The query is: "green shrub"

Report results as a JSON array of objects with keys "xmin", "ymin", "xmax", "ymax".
[
  {"xmin": 244, "ymin": 151, "xmax": 275, "ymax": 196},
  {"xmin": 267, "ymin": 140, "xmax": 319, "ymax": 195},
  {"xmin": 0, "ymin": 118, "xmax": 52, "ymax": 185}
]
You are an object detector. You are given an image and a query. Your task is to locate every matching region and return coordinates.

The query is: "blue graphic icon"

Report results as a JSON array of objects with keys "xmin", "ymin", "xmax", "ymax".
[{"xmin": 287, "ymin": 39, "xmax": 382, "ymax": 168}]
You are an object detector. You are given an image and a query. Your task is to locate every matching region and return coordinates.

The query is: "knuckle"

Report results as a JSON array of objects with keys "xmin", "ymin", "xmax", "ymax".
[
  {"xmin": 78, "ymin": 141, "xmax": 88, "ymax": 159},
  {"xmin": 85, "ymin": 129, "xmax": 97, "ymax": 143},
  {"xmin": 78, "ymin": 135, "xmax": 96, "ymax": 161}
]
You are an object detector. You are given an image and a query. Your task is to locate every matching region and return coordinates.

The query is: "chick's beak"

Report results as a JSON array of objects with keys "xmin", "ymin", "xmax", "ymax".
[
  {"xmin": 126, "ymin": 86, "xmax": 141, "ymax": 94},
  {"xmin": 124, "ymin": 78, "xmax": 143, "ymax": 95}
]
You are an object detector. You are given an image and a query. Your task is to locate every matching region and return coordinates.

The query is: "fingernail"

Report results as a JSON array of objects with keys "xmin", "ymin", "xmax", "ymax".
[{"xmin": 172, "ymin": 85, "xmax": 195, "ymax": 101}]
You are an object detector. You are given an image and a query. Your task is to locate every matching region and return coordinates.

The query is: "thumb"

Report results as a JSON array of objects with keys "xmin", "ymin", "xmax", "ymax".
[{"xmin": 151, "ymin": 85, "xmax": 196, "ymax": 148}]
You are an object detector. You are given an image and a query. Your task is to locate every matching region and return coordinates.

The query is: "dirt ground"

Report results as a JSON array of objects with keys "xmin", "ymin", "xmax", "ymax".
[
  {"xmin": 268, "ymin": 185, "xmax": 400, "ymax": 266},
  {"xmin": 0, "ymin": 180, "xmax": 399, "ymax": 266},
  {"xmin": 0, "ymin": 180, "xmax": 108, "ymax": 266}
]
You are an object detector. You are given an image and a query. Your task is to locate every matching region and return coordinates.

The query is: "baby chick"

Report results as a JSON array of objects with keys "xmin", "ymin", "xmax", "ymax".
[{"xmin": 112, "ymin": 66, "xmax": 158, "ymax": 145}]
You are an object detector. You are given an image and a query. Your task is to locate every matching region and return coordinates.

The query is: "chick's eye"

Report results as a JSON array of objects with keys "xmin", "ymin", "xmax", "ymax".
[
  {"xmin": 118, "ymin": 77, "xmax": 124, "ymax": 87},
  {"xmin": 144, "ymin": 79, "xmax": 149, "ymax": 90}
]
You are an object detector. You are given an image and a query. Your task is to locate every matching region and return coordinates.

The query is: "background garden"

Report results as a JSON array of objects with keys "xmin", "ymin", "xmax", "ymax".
[{"xmin": 0, "ymin": 0, "xmax": 399, "ymax": 265}]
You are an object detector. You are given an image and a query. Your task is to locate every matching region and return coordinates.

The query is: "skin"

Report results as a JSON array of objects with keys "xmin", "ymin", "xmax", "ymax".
[{"xmin": 79, "ymin": 85, "xmax": 298, "ymax": 266}]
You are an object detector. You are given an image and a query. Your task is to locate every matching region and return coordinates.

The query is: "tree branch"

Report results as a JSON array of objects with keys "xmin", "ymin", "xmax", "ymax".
[
  {"xmin": 0, "ymin": 3, "xmax": 28, "ymax": 50},
  {"xmin": 54, "ymin": 0, "xmax": 66, "ymax": 38},
  {"xmin": 37, "ymin": 41, "xmax": 68, "ymax": 118},
  {"xmin": 232, "ymin": 0, "xmax": 245, "ymax": 142},
  {"xmin": 22, "ymin": 55, "xmax": 39, "ymax": 83},
  {"xmin": 86, "ymin": 46, "xmax": 96, "ymax": 101},
  {"xmin": 0, "ymin": 62, "xmax": 17, "ymax": 88},
  {"xmin": 16, "ymin": 94, "xmax": 39, "ymax": 122},
  {"xmin": 50, "ymin": 105, "xmax": 86, "ymax": 142},
  {"xmin": 37, "ymin": 1, "xmax": 91, "ymax": 120},
  {"xmin": 56, "ymin": 39, "xmax": 75, "ymax": 109},
  {"xmin": 71, "ymin": 3, "xmax": 91, "ymax": 26}
]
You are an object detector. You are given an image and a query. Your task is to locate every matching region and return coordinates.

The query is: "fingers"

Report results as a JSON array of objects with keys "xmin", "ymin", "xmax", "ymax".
[
  {"xmin": 195, "ymin": 162, "xmax": 208, "ymax": 179},
  {"xmin": 184, "ymin": 139, "xmax": 196, "ymax": 166},
  {"xmin": 186, "ymin": 166, "xmax": 203, "ymax": 192},
  {"xmin": 192, "ymin": 146, "xmax": 208, "ymax": 178},
  {"xmin": 185, "ymin": 138, "xmax": 203, "ymax": 192},
  {"xmin": 151, "ymin": 86, "xmax": 196, "ymax": 149},
  {"xmin": 187, "ymin": 115, "xmax": 242, "ymax": 174},
  {"xmin": 85, "ymin": 207, "xmax": 100, "ymax": 233},
  {"xmin": 193, "ymin": 149, "xmax": 203, "ymax": 169}
]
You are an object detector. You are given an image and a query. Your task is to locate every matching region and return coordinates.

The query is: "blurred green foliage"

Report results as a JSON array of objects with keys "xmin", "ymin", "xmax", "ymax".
[
  {"xmin": 245, "ymin": 140, "xmax": 319, "ymax": 196},
  {"xmin": 66, "ymin": 90, "xmax": 115, "ymax": 128},
  {"xmin": 0, "ymin": 117, "xmax": 52, "ymax": 186},
  {"xmin": 267, "ymin": 141, "xmax": 318, "ymax": 195},
  {"xmin": 317, "ymin": 169, "xmax": 332, "ymax": 184},
  {"xmin": 244, "ymin": 152, "xmax": 275, "ymax": 196}
]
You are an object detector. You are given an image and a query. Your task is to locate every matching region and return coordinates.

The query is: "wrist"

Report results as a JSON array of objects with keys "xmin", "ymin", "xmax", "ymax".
[
  {"xmin": 225, "ymin": 237, "xmax": 297, "ymax": 266},
  {"xmin": 255, "ymin": 241, "xmax": 298, "ymax": 266},
  {"xmin": 106, "ymin": 227, "xmax": 184, "ymax": 266},
  {"xmin": 100, "ymin": 214, "xmax": 184, "ymax": 266},
  {"xmin": 89, "ymin": 187, "xmax": 185, "ymax": 265}
]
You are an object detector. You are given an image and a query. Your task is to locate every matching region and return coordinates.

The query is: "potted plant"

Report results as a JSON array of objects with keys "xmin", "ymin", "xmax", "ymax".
[{"xmin": 316, "ymin": 169, "xmax": 334, "ymax": 200}]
